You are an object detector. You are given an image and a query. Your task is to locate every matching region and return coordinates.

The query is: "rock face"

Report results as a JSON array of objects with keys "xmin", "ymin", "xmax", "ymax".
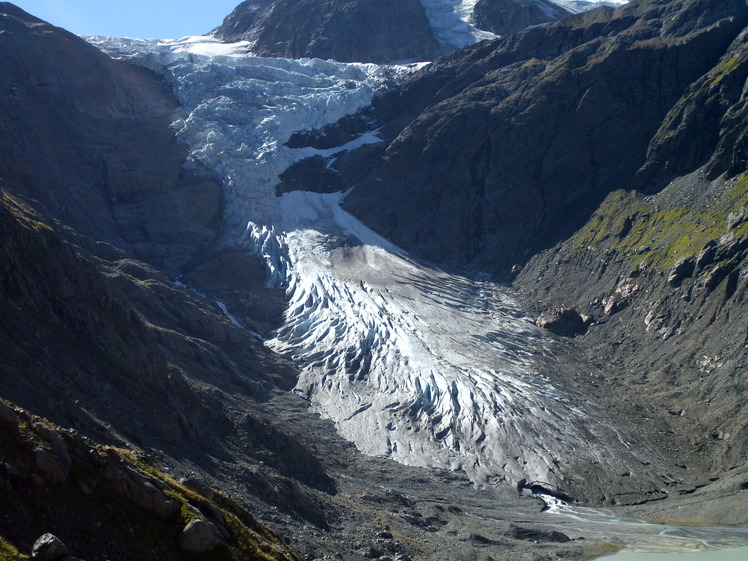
[
  {"xmin": 338, "ymin": 0, "xmax": 748, "ymax": 271},
  {"xmin": 212, "ymin": 0, "xmax": 438, "ymax": 63},
  {"xmin": 536, "ymin": 307, "xmax": 588, "ymax": 336},
  {"xmin": 0, "ymin": 405, "xmax": 297, "ymax": 561},
  {"xmin": 0, "ymin": 3, "xmax": 222, "ymax": 275},
  {"xmin": 178, "ymin": 519, "xmax": 221, "ymax": 552},
  {"xmin": 472, "ymin": 0, "xmax": 572, "ymax": 35}
]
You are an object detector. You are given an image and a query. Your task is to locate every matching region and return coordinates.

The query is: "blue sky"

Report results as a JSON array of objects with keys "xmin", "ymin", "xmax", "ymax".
[{"xmin": 10, "ymin": 1, "xmax": 243, "ymax": 39}]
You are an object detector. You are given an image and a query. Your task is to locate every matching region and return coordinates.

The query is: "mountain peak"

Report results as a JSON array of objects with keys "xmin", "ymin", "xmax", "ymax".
[
  {"xmin": 211, "ymin": 0, "xmax": 580, "ymax": 63},
  {"xmin": 212, "ymin": 0, "xmax": 439, "ymax": 63}
]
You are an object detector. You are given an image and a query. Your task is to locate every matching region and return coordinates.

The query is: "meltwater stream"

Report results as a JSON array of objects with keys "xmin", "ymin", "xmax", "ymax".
[{"xmin": 91, "ymin": 35, "xmax": 665, "ymax": 496}]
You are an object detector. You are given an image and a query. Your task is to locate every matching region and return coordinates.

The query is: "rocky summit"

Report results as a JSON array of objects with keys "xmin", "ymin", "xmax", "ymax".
[
  {"xmin": 211, "ymin": 0, "xmax": 579, "ymax": 62},
  {"xmin": 212, "ymin": 0, "xmax": 439, "ymax": 63},
  {"xmin": 1, "ymin": 1, "xmax": 748, "ymax": 561}
]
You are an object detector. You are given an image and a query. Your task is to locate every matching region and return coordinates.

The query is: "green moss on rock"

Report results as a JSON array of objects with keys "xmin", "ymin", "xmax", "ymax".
[
  {"xmin": 0, "ymin": 403, "xmax": 299, "ymax": 561},
  {"xmin": 572, "ymin": 173, "xmax": 748, "ymax": 270},
  {"xmin": 0, "ymin": 534, "xmax": 28, "ymax": 561}
]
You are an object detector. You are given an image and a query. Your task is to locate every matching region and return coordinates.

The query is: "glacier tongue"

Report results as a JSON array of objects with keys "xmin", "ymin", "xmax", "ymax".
[
  {"xmin": 418, "ymin": 0, "xmax": 497, "ymax": 52},
  {"xmin": 270, "ymin": 190, "xmax": 587, "ymax": 486},
  {"xmin": 91, "ymin": 35, "xmax": 660, "ymax": 493}
]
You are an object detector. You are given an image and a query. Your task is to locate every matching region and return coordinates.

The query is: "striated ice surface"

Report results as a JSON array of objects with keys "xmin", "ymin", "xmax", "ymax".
[{"xmin": 90, "ymin": 34, "xmax": 659, "ymax": 491}]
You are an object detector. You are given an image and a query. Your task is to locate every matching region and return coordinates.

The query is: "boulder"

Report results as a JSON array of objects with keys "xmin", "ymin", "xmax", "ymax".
[
  {"xmin": 101, "ymin": 462, "xmax": 179, "ymax": 518},
  {"xmin": 179, "ymin": 477, "xmax": 215, "ymax": 500},
  {"xmin": 536, "ymin": 307, "xmax": 587, "ymax": 336},
  {"xmin": 178, "ymin": 519, "xmax": 220, "ymax": 553},
  {"xmin": 31, "ymin": 533, "xmax": 68, "ymax": 561}
]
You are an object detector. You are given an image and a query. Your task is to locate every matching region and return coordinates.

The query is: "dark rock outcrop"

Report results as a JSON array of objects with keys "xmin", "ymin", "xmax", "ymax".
[
  {"xmin": 0, "ymin": 404, "xmax": 297, "ymax": 561},
  {"xmin": 472, "ymin": 0, "xmax": 572, "ymax": 35},
  {"xmin": 509, "ymin": 525, "xmax": 571, "ymax": 543},
  {"xmin": 536, "ymin": 306, "xmax": 588, "ymax": 336},
  {"xmin": 212, "ymin": 0, "xmax": 438, "ymax": 63},
  {"xmin": 667, "ymin": 256, "xmax": 696, "ymax": 287},
  {"xmin": 0, "ymin": 2, "xmax": 222, "ymax": 275}
]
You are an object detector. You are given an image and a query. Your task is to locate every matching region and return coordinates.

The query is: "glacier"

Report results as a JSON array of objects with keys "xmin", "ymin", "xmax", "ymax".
[
  {"xmin": 88, "ymin": 33, "xmax": 665, "ymax": 496},
  {"xmin": 417, "ymin": 0, "xmax": 631, "ymax": 53}
]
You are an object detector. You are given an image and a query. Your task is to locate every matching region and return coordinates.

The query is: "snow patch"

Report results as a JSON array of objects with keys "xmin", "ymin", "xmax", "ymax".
[{"xmin": 288, "ymin": 130, "xmax": 383, "ymax": 165}]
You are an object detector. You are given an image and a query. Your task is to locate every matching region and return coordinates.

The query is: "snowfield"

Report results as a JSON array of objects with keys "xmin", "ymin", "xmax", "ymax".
[{"xmin": 89, "ymin": 33, "xmax": 661, "ymax": 493}]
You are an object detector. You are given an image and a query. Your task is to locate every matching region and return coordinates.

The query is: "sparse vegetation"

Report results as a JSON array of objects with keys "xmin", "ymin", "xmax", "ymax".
[
  {"xmin": 0, "ymin": 534, "xmax": 28, "ymax": 561},
  {"xmin": 582, "ymin": 541, "xmax": 626, "ymax": 559},
  {"xmin": 572, "ymin": 174, "xmax": 748, "ymax": 270},
  {"xmin": 0, "ymin": 403, "xmax": 299, "ymax": 561}
]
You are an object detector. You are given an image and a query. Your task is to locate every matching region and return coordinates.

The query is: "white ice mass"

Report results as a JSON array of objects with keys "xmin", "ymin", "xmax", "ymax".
[{"xmin": 89, "ymin": 32, "xmax": 661, "ymax": 492}]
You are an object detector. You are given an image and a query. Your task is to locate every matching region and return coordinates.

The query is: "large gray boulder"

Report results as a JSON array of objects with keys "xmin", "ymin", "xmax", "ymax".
[
  {"xmin": 31, "ymin": 534, "xmax": 68, "ymax": 561},
  {"xmin": 536, "ymin": 307, "xmax": 588, "ymax": 336},
  {"xmin": 178, "ymin": 519, "xmax": 221, "ymax": 553}
]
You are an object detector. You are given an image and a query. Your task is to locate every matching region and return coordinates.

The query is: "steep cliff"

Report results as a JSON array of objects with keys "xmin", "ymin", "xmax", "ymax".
[
  {"xmin": 340, "ymin": 0, "xmax": 748, "ymax": 271},
  {"xmin": 212, "ymin": 0, "xmax": 438, "ymax": 63},
  {"xmin": 472, "ymin": 0, "xmax": 571, "ymax": 35}
]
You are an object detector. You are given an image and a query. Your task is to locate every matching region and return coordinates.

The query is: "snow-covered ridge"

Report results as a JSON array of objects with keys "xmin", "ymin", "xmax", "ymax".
[{"xmin": 89, "ymin": 34, "xmax": 660, "ymax": 492}]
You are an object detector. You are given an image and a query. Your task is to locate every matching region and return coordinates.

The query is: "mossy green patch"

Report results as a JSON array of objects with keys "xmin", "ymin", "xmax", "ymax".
[
  {"xmin": 571, "ymin": 174, "xmax": 748, "ymax": 270},
  {"xmin": 0, "ymin": 190, "xmax": 53, "ymax": 233},
  {"xmin": 581, "ymin": 541, "xmax": 626, "ymax": 559},
  {"xmin": 709, "ymin": 52, "xmax": 746, "ymax": 88},
  {"xmin": 0, "ymin": 534, "xmax": 28, "ymax": 561}
]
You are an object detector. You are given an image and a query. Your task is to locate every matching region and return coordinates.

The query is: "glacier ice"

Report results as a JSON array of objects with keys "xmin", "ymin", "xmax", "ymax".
[
  {"xmin": 418, "ymin": 0, "xmax": 497, "ymax": 52},
  {"xmin": 89, "ymin": 34, "xmax": 663, "ymax": 494}
]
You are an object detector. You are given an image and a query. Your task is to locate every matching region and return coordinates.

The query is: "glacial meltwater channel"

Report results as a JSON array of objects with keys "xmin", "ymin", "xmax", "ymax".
[
  {"xmin": 609, "ymin": 547, "xmax": 748, "ymax": 560},
  {"xmin": 540, "ymin": 497, "xmax": 748, "ymax": 558}
]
